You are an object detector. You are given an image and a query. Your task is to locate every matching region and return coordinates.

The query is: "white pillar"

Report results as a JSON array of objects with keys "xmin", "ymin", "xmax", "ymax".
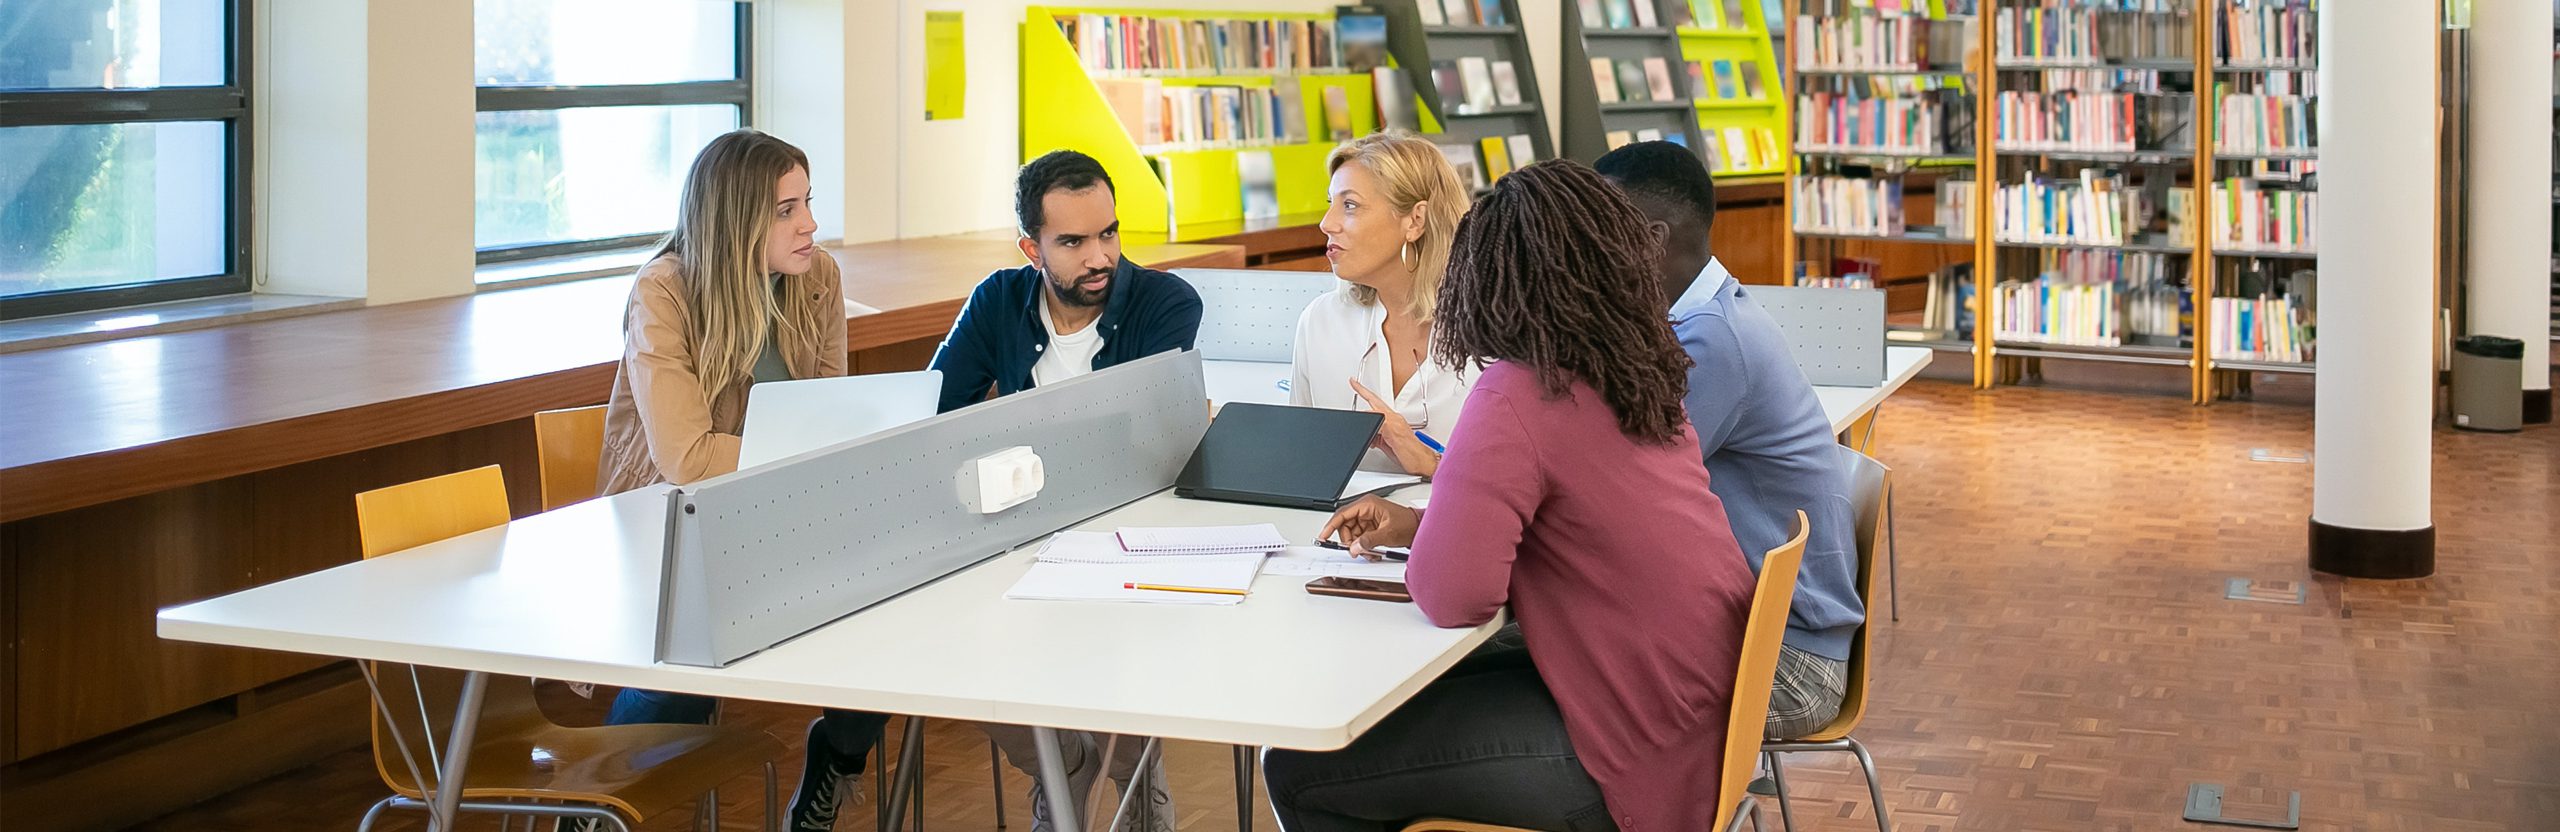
[
  {"xmin": 257, "ymin": 0, "xmax": 474, "ymax": 304},
  {"xmin": 2465, "ymin": 0, "xmax": 2555, "ymax": 423},
  {"xmin": 2310, "ymin": 2, "xmax": 2436, "ymax": 577}
]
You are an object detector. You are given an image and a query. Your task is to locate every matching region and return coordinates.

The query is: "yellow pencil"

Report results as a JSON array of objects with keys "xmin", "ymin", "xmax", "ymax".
[{"xmin": 1123, "ymin": 582, "xmax": 1249, "ymax": 596}]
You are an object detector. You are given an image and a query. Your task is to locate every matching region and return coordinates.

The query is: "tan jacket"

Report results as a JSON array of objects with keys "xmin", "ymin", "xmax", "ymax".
[{"xmin": 598, "ymin": 253, "xmax": 848, "ymax": 495}]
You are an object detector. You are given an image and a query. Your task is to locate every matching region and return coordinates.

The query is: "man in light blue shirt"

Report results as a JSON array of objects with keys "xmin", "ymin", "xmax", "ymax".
[{"xmin": 1596, "ymin": 142, "xmax": 1866, "ymax": 741}]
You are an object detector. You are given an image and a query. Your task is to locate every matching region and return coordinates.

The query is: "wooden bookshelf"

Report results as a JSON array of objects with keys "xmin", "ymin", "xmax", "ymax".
[
  {"xmin": 2197, "ymin": 0, "xmax": 2321, "ymax": 401},
  {"xmin": 1561, "ymin": 0, "xmax": 1709, "ymax": 163},
  {"xmin": 1378, "ymin": 0, "xmax": 1559, "ymax": 188},
  {"xmin": 1020, "ymin": 6, "xmax": 1378, "ymax": 233},
  {"xmin": 1782, "ymin": 0, "xmax": 1992, "ymax": 385}
]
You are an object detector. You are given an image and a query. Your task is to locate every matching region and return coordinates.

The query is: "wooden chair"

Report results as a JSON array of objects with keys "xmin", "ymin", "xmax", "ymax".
[
  {"xmin": 1401, "ymin": 511, "xmax": 1810, "ymax": 832},
  {"xmin": 533, "ymin": 405, "xmax": 609, "ymax": 511},
  {"xmin": 1760, "ymin": 449, "xmax": 1898, "ymax": 832},
  {"xmin": 350, "ymin": 465, "xmax": 783, "ymax": 832}
]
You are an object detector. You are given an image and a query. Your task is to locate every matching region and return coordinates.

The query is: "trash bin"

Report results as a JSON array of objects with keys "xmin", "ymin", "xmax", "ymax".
[{"xmin": 2451, "ymin": 335, "xmax": 2525, "ymax": 432}]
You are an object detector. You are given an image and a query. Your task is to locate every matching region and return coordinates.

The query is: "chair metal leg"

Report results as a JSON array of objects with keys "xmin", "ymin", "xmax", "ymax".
[
  {"xmin": 1764, "ymin": 752, "xmax": 1798, "ymax": 832},
  {"xmin": 764, "ymin": 761, "xmax": 779, "ymax": 832},
  {"xmin": 912, "ymin": 736, "xmax": 926, "ymax": 832},
  {"xmin": 696, "ymin": 787, "xmax": 718, "ymax": 831},
  {"xmin": 1232, "ymin": 745, "xmax": 1254, "ymax": 832},
  {"xmin": 1847, "ymin": 737, "xmax": 1896, "ymax": 832},
  {"xmin": 1885, "ymin": 482, "xmax": 1901, "ymax": 623},
  {"xmin": 358, "ymin": 796, "xmax": 398, "ymax": 832},
  {"xmin": 885, "ymin": 717, "xmax": 928, "ymax": 832},
  {"xmin": 1103, "ymin": 738, "xmax": 1161, "ymax": 832},
  {"xmin": 992, "ymin": 742, "xmax": 1009, "ymax": 829},
  {"xmin": 878, "ymin": 724, "xmax": 892, "ymax": 832}
]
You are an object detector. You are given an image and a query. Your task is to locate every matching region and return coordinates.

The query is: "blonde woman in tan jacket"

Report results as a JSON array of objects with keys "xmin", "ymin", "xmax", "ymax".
[{"xmin": 592, "ymin": 129, "xmax": 888, "ymax": 831}]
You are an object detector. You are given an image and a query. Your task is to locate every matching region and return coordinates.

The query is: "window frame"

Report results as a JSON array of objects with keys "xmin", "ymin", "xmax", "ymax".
[
  {"xmin": 471, "ymin": 0, "xmax": 754, "ymax": 267},
  {"xmin": 0, "ymin": 0, "xmax": 254, "ymax": 321}
]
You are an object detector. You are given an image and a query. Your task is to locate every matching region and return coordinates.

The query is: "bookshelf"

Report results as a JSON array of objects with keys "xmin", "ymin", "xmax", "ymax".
[
  {"xmin": 2197, "ymin": 0, "xmax": 2319, "ymax": 400},
  {"xmin": 1562, "ymin": 0, "xmax": 1711, "ymax": 164},
  {"xmin": 1378, "ymin": 0, "xmax": 1559, "ymax": 194},
  {"xmin": 1781, "ymin": 0, "xmax": 1992, "ymax": 376},
  {"xmin": 1021, "ymin": 6, "xmax": 1380, "ymax": 233},
  {"xmin": 1678, "ymin": 0, "xmax": 1791, "ymax": 178}
]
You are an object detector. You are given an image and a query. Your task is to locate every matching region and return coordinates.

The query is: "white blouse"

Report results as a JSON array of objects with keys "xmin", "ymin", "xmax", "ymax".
[{"xmin": 1287, "ymin": 287, "xmax": 1479, "ymax": 466}]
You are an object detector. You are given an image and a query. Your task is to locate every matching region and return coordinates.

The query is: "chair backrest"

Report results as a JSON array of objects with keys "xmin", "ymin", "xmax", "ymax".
[
  {"xmin": 1713, "ymin": 510, "xmax": 1809, "ymax": 831},
  {"xmin": 350, "ymin": 465, "xmax": 546, "ymax": 794},
  {"xmin": 1819, "ymin": 446, "xmax": 1892, "ymax": 739},
  {"xmin": 533, "ymin": 405, "xmax": 609, "ymax": 511}
]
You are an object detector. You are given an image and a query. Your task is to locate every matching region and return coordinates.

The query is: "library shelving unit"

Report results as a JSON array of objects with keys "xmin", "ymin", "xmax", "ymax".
[
  {"xmin": 1562, "ymin": 0, "xmax": 1710, "ymax": 163},
  {"xmin": 1378, "ymin": 0, "xmax": 1558, "ymax": 192},
  {"xmin": 2197, "ymin": 0, "xmax": 2319, "ymax": 400},
  {"xmin": 1678, "ymin": 0, "xmax": 1791, "ymax": 178},
  {"xmin": 1022, "ymin": 6, "xmax": 1378, "ymax": 233},
  {"xmin": 1782, "ymin": 0, "xmax": 1992, "ymax": 381}
]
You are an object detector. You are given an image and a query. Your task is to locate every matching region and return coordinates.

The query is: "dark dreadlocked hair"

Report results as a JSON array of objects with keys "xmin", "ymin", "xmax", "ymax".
[{"xmin": 1432, "ymin": 159, "xmax": 1695, "ymax": 445}]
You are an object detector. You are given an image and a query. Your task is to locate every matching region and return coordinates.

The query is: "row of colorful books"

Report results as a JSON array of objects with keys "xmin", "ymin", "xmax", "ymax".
[
  {"xmin": 1437, "ymin": 134, "xmax": 1543, "ymax": 193},
  {"xmin": 1431, "ymin": 57, "xmax": 1527, "ymax": 114},
  {"xmin": 1934, "ymin": 177, "xmax": 1977, "ymax": 238},
  {"xmin": 1095, "ymin": 80, "xmax": 1355, "ymax": 153},
  {"xmin": 1993, "ymin": 90, "xmax": 2193, "ymax": 153},
  {"xmin": 2216, "ymin": 0, "xmax": 2317, "ymax": 67},
  {"xmin": 1790, "ymin": 14, "xmax": 1967, "ymax": 71},
  {"xmin": 1793, "ymin": 175, "xmax": 1906, "ymax": 236},
  {"xmin": 1573, "ymin": 0, "xmax": 1755, "ymax": 31},
  {"xmin": 2213, "ymin": 92, "xmax": 2314, "ymax": 157},
  {"xmin": 1797, "ymin": 91, "xmax": 1966, "ymax": 154},
  {"xmin": 1059, "ymin": 14, "xmax": 1341, "ymax": 77},
  {"xmin": 1999, "ymin": 249, "xmax": 2188, "ymax": 344},
  {"xmin": 1702, "ymin": 126, "xmax": 1783, "ymax": 172},
  {"xmin": 2208, "ymin": 178, "xmax": 2315, "ymax": 254},
  {"xmin": 1417, "ymin": 0, "xmax": 1511, "ymax": 28},
  {"xmin": 1992, "ymin": 4, "xmax": 2195, "ymax": 66},
  {"xmin": 2208, "ymin": 293, "xmax": 2312, "ymax": 362},
  {"xmin": 1993, "ymin": 170, "xmax": 2159, "ymax": 246}
]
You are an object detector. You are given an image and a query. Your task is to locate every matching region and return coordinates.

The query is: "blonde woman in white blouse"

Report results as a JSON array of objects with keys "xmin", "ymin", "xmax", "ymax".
[{"xmin": 1292, "ymin": 132, "xmax": 1474, "ymax": 476}]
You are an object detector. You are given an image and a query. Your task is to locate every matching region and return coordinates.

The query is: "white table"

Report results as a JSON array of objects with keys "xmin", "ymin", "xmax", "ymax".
[
  {"xmin": 159, "ymin": 485, "xmax": 1490, "ymax": 832},
  {"xmin": 1209, "ymin": 346, "xmax": 1932, "ymax": 437}
]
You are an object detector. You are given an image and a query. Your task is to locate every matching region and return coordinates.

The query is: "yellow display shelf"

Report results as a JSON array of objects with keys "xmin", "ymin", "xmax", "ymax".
[
  {"xmin": 1677, "ymin": 0, "xmax": 1787, "ymax": 178},
  {"xmin": 1021, "ymin": 6, "xmax": 1378, "ymax": 233}
]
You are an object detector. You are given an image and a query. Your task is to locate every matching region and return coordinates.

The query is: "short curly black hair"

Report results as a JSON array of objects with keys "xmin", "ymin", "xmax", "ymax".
[
  {"xmin": 1591, "ymin": 140, "xmax": 1716, "ymax": 233},
  {"xmin": 1015, "ymin": 150, "xmax": 1116, "ymax": 237}
]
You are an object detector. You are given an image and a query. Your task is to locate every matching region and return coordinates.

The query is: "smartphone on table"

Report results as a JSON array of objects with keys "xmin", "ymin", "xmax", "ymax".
[{"xmin": 1304, "ymin": 576, "xmax": 1413, "ymax": 602}]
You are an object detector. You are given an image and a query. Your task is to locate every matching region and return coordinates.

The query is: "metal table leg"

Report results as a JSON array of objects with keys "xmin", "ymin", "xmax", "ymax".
[
  {"xmin": 1232, "ymin": 745, "xmax": 1254, "ymax": 832},
  {"xmin": 884, "ymin": 717, "xmax": 928, "ymax": 832},
  {"xmin": 429, "ymin": 671, "xmax": 491, "ymax": 831},
  {"xmin": 1032, "ymin": 727, "xmax": 1084, "ymax": 832}
]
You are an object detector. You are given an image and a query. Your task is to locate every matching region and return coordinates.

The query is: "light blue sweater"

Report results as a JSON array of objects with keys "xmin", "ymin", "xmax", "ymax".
[{"xmin": 1670, "ymin": 260, "xmax": 1866, "ymax": 661}]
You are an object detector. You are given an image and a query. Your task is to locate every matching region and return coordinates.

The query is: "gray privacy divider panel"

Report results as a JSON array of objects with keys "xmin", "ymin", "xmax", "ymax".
[
  {"xmin": 655, "ymin": 350, "xmax": 1211, "ymax": 668},
  {"xmin": 1175, "ymin": 268, "xmax": 1337, "ymax": 362},
  {"xmin": 1748, "ymin": 285, "xmax": 1885, "ymax": 387}
]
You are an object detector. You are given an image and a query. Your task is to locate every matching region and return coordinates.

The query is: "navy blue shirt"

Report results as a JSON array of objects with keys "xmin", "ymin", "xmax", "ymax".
[{"xmin": 927, "ymin": 257, "xmax": 1204, "ymax": 412}]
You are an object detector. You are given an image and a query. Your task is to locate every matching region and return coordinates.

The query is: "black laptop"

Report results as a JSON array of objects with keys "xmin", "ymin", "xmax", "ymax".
[{"xmin": 1176, "ymin": 403, "xmax": 1396, "ymax": 511}]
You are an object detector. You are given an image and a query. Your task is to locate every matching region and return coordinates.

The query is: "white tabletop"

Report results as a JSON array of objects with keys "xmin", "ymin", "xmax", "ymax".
[
  {"xmin": 159, "ymin": 486, "xmax": 1493, "ymax": 751},
  {"xmin": 1209, "ymin": 346, "xmax": 1931, "ymax": 435}
]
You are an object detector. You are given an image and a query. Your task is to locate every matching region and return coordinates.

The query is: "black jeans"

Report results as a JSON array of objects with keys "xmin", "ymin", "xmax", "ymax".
[
  {"xmin": 607, "ymin": 689, "xmax": 888, "ymax": 761},
  {"xmin": 1262, "ymin": 641, "xmax": 1618, "ymax": 832}
]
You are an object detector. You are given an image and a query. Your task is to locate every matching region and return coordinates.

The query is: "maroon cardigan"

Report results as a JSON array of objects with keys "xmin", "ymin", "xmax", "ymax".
[{"xmin": 1407, "ymin": 361, "xmax": 1756, "ymax": 832}]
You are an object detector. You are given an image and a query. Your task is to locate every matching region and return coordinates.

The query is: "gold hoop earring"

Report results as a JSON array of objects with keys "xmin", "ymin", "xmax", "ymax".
[{"xmin": 1399, "ymin": 241, "xmax": 1417, "ymax": 272}]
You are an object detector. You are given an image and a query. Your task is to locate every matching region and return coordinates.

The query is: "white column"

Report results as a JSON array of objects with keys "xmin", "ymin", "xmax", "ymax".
[
  {"xmin": 256, "ymin": 0, "xmax": 474, "ymax": 304},
  {"xmin": 2465, "ymin": 0, "xmax": 2555, "ymax": 422},
  {"xmin": 2310, "ymin": 2, "xmax": 2437, "ymax": 577}
]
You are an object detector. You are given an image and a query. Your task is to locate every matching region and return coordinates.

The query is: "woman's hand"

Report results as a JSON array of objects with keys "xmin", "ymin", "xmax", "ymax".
[
  {"xmin": 1318, "ymin": 496, "xmax": 1421, "ymax": 558},
  {"xmin": 1349, "ymin": 378, "xmax": 1441, "ymax": 477}
]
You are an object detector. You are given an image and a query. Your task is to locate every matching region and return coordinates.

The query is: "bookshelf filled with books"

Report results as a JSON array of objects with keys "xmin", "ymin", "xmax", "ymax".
[
  {"xmin": 1379, "ymin": 0, "xmax": 1557, "ymax": 194},
  {"xmin": 2198, "ymin": 0, "xmax": 2318, "ymax": 391},
  {"xmin": 1782, "ymin": 0, "xmax": 1990, "ymax": 369},
  {"xmin": 1022, "ymin": 6, "xmax": 1382, "ymax": 232},
  {"xmin": 1678, "ymin": 0, "xmax": 1791, "ymax": 178},
  {"xmin": 1561, "ymin": 0, "xmax": 1711, "ymax": 164}
]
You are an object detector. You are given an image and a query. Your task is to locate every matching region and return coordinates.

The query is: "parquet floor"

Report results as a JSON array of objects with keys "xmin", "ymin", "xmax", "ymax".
[{"xmin": 131, "ymin": 379, "xmax": 2559, "ymax": 832}]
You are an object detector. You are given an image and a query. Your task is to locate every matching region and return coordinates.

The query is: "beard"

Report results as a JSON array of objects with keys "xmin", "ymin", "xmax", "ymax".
[{"xmin": 1046, "ymin": 265, "xmax": 1112, "ymax": 308}]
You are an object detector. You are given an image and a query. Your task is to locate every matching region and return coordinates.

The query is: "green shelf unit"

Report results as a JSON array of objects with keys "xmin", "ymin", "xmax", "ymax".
[
  {"xmin": 1678, "ymin": 0, "xmax": 1788, "ymax": 178},
  {"xmin": 1021, "ymin": 6, "xmax": 1378, "ymax": 233}
]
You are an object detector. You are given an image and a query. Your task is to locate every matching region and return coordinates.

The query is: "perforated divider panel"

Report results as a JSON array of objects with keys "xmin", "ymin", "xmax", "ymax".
[
  {"xmin": 1174, "ymin": 269, "xmax": 1337, "ymax": 363},
  {"xmin": 656, "ymin": 351, "xmax": 1212, "ymax": 667},
  {"xmin": 1748, "ymin": 285, "xmax": 1886, "ymax": 387}
]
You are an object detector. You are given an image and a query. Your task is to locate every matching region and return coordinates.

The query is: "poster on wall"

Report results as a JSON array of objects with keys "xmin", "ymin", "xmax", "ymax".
[{"xmin": 926, "ymin": 10, "xmax": 967, "ymax": 120}]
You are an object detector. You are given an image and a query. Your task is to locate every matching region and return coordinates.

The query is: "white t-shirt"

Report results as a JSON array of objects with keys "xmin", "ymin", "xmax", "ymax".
[
  {"xmin": 1287, "ymin": 287, "xmax": 1478, "ymax": 466},
  {"xmin": 1032, "ymin": 298, "xmax": 1107, "ymax": 387}
]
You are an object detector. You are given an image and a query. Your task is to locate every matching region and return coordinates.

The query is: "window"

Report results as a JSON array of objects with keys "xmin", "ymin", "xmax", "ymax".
[
  {"xmin": 474, "ymin": 0, "xmax": 750, "ymax": 275},
  {"xmin": 0, "ymin": 0, "xmax": 249, "ymax": 320}
]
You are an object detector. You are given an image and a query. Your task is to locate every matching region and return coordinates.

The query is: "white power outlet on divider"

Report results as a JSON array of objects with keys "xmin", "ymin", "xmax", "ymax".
[{"xmin": 959, "ymin": 446, "xmax": 1045, "ymax": 514}]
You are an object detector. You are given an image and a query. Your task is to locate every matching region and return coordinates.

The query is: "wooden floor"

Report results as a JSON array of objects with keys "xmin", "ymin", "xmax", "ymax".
[{"xmin": 129, "ymin": 379, "xmax": 2560, "ymax": 832}]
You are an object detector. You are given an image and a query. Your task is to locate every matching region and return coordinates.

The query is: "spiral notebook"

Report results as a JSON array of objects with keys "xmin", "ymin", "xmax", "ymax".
[{"xmin": 1114, "ymin": 523, "xmax": 1292, "ymax": 555}]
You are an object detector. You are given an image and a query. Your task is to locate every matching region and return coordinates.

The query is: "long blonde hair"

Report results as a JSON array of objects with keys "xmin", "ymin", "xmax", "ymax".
[
  {"xmin": 1326, "ymin": 131, "xmax": 1471, "ymax": 323},
  {"xmin": 656, "ymin": 129, "xmax": 813, "ymax": 400}
]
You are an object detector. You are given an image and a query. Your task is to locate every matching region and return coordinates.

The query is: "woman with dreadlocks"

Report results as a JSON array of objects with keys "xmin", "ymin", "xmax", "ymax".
[{"xmin": 1269, "ymin": 160, "xmax": 1758, "ymax": 832}]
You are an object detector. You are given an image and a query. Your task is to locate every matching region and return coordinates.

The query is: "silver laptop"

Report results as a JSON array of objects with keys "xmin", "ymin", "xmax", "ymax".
[{"xmin": 737, "ymin": 370, "xmax": 943, "ymax": 470}]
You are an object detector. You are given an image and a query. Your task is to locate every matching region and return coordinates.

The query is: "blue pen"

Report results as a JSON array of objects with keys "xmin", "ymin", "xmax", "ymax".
[{"xmin": 1412, "ymin": 430, "xmax": 1446, "ymax": 453}]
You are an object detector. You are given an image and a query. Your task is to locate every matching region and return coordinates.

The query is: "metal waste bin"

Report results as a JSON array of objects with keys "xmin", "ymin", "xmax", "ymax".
[{"xmin": 2451, "ymin": 335, "xmax": 2525, "ymax": 432}]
